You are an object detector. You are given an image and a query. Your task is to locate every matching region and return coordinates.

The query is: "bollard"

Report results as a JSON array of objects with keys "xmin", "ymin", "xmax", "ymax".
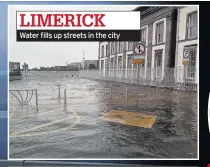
[
  {"xmin": 136, "ymin": 87, "xmax": 139, "ymax": 107},
  {"xmin": 109, "ymin": 84, "xmax": 112, "ymax": 99},
  {"xmin": 155, "ymin": 86, "xmax": 158, "ymax": 105},
  {"xmin": 58, "ymin": 85, "xmax": 61, "ymax": 100},
  {"xmin": 64, "ymin": 89, "xmax": 67, "ymax": 105},
  {"xmin": 35, "ymin": 89, "xmax": 38, "ymax": 106},
  {"xmin": 125, "ymin": 88, "xmax": 128, "ymax": 105}
]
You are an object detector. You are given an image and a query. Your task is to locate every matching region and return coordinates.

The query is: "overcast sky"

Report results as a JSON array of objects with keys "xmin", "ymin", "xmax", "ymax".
[{"xmin": 9, "ymin": 5, "xmax": 139, "ymax": 68}]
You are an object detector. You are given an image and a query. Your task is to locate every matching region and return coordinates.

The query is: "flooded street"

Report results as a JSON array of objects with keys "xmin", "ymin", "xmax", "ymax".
[{"xmin": 9, "ymin": 71, "xmax": 197, "ymax": 159}]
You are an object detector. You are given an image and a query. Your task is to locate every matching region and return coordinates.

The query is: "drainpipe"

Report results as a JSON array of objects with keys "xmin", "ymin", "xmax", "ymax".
[
  {"xmin": 175, "ymin": 8, "xmax": 180, "ymax": 84},
  {"xmin": 98, "ymin": 42, "xmax": 101, "ymax": 77},
  {"xmin": 98, "ymin": 42, "xmax": 100, "ymax": 68}
]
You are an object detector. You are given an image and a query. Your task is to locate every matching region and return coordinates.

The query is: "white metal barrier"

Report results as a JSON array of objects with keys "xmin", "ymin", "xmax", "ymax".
[{"xmin": 79, "ymin": 67, "xmax": 197, "ymax": 91}]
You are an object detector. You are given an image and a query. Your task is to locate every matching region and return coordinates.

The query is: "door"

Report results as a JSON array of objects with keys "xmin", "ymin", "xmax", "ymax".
[
  {"xmin": 154, "ymin": 50, "xmax": 163, "ymax": 81},
  {"xmin": 118, "ymin": 56, "xmax": 122, "ymax": 78},
  {"xmin": 186, "ymin": 46, "xmax": 197, "ymax": 80}
]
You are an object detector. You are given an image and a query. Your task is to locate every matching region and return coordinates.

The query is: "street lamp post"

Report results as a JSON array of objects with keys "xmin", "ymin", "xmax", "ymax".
[{"xmin": 82, "ymin": 50, "xmax": 85, "ymax": 70}]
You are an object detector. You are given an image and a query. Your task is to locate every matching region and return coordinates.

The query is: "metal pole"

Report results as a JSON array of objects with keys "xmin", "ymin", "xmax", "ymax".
[
  {"xmin": 58, "ymin": 85, "xmax": 61, "ymax": 100},
  {"xmin": 35, "ymin": 89, "xmax": 38, "ymax": 106},
  {"xmin": 156, "ymin": 85, "xmax": 158, "ymax": 105},
  {"xmin": 82, "ymin": 50, "xmax": 85, "ymax": 71},
  {"xmin": 110, "ymin": 84, "xmax": 112, "ymax": 100},
  {"xmin": 64, "ymin": 89, "xmax": 67, "ymax": 105},
  {"xmin": 125, "ymin": 87, "xmax": 128, "ymax": 105},
  {"xmin": 136, "ymin": 64, "xmax": 140, "ymax": 106},
  {"xmin": 137, "ymin": 64, "xmax": 140, "ymax": 85},
  {"xmin": 184, "ymin": 65, "xmax": 187, "ymax": 92}
]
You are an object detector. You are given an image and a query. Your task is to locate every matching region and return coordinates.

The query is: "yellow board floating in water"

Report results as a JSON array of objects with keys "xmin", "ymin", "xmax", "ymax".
[{"xmin": 100, "ymin": 110, "xmax": 157, "ymax": 128}]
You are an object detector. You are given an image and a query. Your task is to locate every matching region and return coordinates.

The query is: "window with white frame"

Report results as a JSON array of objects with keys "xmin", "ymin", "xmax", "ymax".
[
  {"xmin": 128, "ymin": 42, "xmax": 133, "ymax": 50},
  {"xmin": 14, "ymin": 64, "xmax": 18, "ymax": 70},
  {"xmin": 118, "ymin": 56, "xmax": 123, "ymax": 76},
  {"xmin": 110, "ymin": 58, "xmax": 114, "ymax": 69},
  {"xmin": 154, "ymin": 50, "xmax": 163, "ymax": 77},
  {"xmin": 106, "ymin": 44, "xmax": 108, "ymax": 57},
  {"xmin": 105, "ymin": 60, "xmax": 108, "ymax": 69},
  {"xmin": 186, "ymin": 46, "xmax": 197, "ymax": 79},
  {"xmin": 101, "ymin": 60, "xmax": 104, "ymax": 69},
  {"xmin": 156, "ymin": 22, "xmax": 164, "ymax": 44},
  {"xmin": 116, "ymin": 42, "xmax": 119, "ymax": 53},
  {"xmin": 118, "ymin": 56, "xmax": 122, "ymax": 69},
  {"xmin": 186, "ymin": 12, "xmax": 197, "ymax": 39},
  {"xmin": 119, "ymin": 42, "xmax": 124, "ymax": 52},
  {"xmin": 141, "ymin": 28, "xmax": 147, "ymax": 42},
  {"xmin": 127, "ymin": 56, "xmax": 132, "ymax": 69},
  {"xmin": 101, "ymin": 45, "xmax": 104, "ymax": 58},
  {"xmin": 111, "ymin": 42, "xmax": 115, "ymax": 54}
]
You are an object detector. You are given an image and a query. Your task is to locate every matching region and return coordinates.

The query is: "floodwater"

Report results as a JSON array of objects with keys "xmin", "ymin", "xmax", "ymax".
[{"xmin": 9, "ymin": 71, "xmax": 197, "ymax": 159}]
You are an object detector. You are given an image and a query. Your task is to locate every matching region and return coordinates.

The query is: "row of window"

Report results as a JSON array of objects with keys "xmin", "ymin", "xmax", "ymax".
[
  {"xmin": 100, "ymin": 11, "xmax": 197, "ymax": 58},
  {"xmin": 101, "ymin": 44, "xmax": 197, "ymax": 79}
]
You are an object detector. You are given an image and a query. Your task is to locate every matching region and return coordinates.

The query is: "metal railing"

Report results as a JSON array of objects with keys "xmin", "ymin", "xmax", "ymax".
[
  {"xmin": 9, "ymin": 89, "xmax": 38, "ymax": 106},
  {"xmin": 10, "ymin": 86, "xmax": 69, "ymax": 107},
  {"xmin": 79, "ymin": 67, "xmax": 198, "ymax": 91},
  {"xmin": 9, "ymin": 83, "xmax": 197, "ymax": 115}
]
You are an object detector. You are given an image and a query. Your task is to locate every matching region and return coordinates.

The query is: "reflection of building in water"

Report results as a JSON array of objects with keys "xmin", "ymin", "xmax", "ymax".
[
  {"xmin": 9, "ymin": 62, "xmax": 21, "ymax": 81},
  {"xmin": 81, "ymin": 60, "xmax": 99, "ymax": 70}
]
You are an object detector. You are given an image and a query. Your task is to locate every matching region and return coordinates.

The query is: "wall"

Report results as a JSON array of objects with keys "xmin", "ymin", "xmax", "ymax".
[
  {"xmin": 9, "ymin": 74, "xmax": 21, "ymax": 81},
  {"xmin": 98, "ymin": 7, "xmax": 179, "ymax": 84},
  {"xmin": 141, "ymin": 7, "xmax": 177, "ymax": 81},
  {"xmin": 175, "ymin": 6, "xmax": 198, "ymax": 83}
]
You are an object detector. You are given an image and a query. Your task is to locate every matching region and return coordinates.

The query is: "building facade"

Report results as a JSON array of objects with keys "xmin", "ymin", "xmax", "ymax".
[
  {"xmin": 22, "ymin": 62, "xmax": 29, "ymax": 71},
  {"xmin": 67, "ymin": 62, "xmax": 81, "ymax": 71},
  {"xmin": 9, "ymin": 62, "xmax": 21, "ymax": 74},
  {"xmin": 54, "ymin": 66, "xmax": 68, "ymax": 71},
  {"xmin": 9, "ymin": 62, "xmax": 21, "ymax": 81},
  {"xmin": 175, "ymin": 6, "xmax": 198, "ymax": 84},
  {"xmin": 81, "ymin": 60, "xmax": 99, "ymax": 70},
  {"xmin": 98, "ymin": 6, "xmax": 198, "ymax": 87}
]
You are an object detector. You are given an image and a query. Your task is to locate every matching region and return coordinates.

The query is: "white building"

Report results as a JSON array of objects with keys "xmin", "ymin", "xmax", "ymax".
[
  {"xmin": 99, "ymin": 7, "xmax": 178, "ymax": 85},
  {"xmin": 98, "ymin": 6, "xmax": 198, "ymax": 90},
  {"xmin": 175, "ymin": 6, "xmax": 198, "ymax": 84}
]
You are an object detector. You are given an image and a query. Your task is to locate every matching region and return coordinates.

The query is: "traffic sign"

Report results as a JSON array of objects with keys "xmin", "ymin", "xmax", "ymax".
[
  {"xmin": 132, "ymin": 42, "xmax": 146, "ymax": 64},
  {"xmin": 133, "ymin": 55, "xmax": 145, "ymax": 59},
  {"xmin": 132, "ymin": 59, "xmax": 144, "ymax": 64},
  {"xmin": 134, "ymin": 43, "xmax": 145, "ymax": 55},
  {"xmin": 183, "ymin": 61, "xmax": 189, "ymax": 65},
  {"xmin": 183, "ymin": 49, "xmax": 190, "ymax": 58},
  {"xmin": 183, "ymin": 49, "xmax": 190, "ymax": 65}
]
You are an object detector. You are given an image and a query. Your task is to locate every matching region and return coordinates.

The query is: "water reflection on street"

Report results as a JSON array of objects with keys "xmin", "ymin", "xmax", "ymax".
[{"xmin": 9, "ymin": 71, "xmax": 197, "ymax": 159}]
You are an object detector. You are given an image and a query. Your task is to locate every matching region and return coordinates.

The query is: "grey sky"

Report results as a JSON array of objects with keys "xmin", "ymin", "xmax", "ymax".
[{"xmin": 9, "ymin": 5, "xmax": 139, "ymax": 68}]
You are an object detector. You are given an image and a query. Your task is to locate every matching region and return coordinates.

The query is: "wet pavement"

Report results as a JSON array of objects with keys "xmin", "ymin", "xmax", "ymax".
[{"xmin": 9, "ymin": 71, "xmax": 197, "ymax": 159}]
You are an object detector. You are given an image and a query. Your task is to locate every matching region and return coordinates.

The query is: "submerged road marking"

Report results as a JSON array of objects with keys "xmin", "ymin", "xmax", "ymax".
[{"xmin": 10, "ymin": 109, "xmax": 81, "ymax": 138}]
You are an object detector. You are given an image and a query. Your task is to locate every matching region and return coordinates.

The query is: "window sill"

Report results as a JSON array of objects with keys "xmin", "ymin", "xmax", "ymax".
[
  {"xmin": 186, "ymin": 37, "xmax": 197, "ymax": 40},
  {"xmin": 156, "ymin": 42, "xmax": 164, "ymax": 45}
]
